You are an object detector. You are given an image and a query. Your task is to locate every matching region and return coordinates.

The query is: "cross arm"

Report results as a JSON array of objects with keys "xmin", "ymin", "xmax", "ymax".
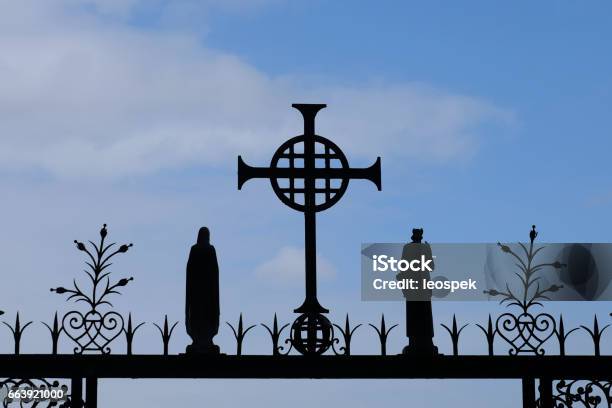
[
  {"xmin": 238, "ymin": 156, "xmax": 308, "ymax": 190},
  {"xmin": 238, "ymin": 156, "xmax": 382, "ymax": 190},
  {"xmin": 317, "ymin": 157, "xmax": 382, "ymax": 191}
]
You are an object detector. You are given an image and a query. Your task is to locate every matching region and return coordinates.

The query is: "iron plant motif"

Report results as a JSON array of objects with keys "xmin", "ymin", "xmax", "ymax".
[
  {"xmin": 2, "ymin": 313, "xmax": 32, "ymax": 355},
  {"xmin": 51, "ymin": 224, "xmax": 134, "ymax": 354},
  {"xmin": 581, "ymin": 315, "xmax": 610, "ymax": 357},
  {"xmin": 485, "ymin": 226, "xmax": 565, "ymax": 355},
  {"xmin": 368, "ymin": 314, "xmax": 398, "ymax": 356},
  {"xmin": 331, "ymin": 314, "xmax": 361, "ymax": 356},
  {"xmin": 441, "ymin": 315, "xmax": 468, "ymax": 356},
  {"xmin": 226, "ymin": 314, "xmax": 256, "ymax": 356},
  {"xmin": 261, "ymin": 314, "xmax": 292, "ymax": 356},
  {"xmin": 238, "ymin": 104, "xmax": 381, "ymax": 355},
  {"xmin": 154, "ymin": 315, "xmax": 178, "ymax": 356}
]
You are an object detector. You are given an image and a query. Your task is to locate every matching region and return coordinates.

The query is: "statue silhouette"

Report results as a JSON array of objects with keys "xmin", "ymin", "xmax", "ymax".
[
  {"xmin": 397, "ymin": 228, "xmax": 438, "ymax": 356},
  {"xmin": 185, "ymin": 227, "xmax": 220, "ymax": 354}
]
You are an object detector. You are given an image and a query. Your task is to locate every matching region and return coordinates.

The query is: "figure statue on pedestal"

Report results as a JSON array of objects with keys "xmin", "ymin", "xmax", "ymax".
[
  {"xmin": 397, "ymin": 228, "xmax": 438, "ymax": 356},
  {"xmin": 185, "ymin": 227, "xmax": 220, "ymax": 354}
]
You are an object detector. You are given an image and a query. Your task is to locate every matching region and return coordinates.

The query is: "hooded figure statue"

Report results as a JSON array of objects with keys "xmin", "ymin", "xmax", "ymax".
[{"xmin": 185, "ymin": 227, "xmax": 220, "ymax": 354}]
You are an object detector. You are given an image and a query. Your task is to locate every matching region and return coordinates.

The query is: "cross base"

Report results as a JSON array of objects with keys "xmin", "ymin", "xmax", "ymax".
[{"xmin": 294, "ymin": 298, "xmax": 329, "ymax": 314}]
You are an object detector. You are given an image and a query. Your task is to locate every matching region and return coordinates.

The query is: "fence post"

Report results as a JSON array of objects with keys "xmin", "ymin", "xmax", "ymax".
[
  {"xmin": 71, "ymin": 377, "xmax": 83, "ymax": 408},
  {"xmin": 86, "ymin": 377, "xmax": 98, "ymax": 408},
  {"xmin": 522, "ymin": 377, "xmax": 535, "ymax": 408}
]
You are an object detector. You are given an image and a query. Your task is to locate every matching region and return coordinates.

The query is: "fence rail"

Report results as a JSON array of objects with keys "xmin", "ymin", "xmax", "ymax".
[{"xmin": 0, "ymin": 354, "xmax": 610, "ymax": 379}]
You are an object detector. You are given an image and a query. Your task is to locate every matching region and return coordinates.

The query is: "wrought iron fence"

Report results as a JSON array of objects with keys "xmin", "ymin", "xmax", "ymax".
[{"xmin": 0, "ymin": 225, "xmax": 610, "ymax": 408}]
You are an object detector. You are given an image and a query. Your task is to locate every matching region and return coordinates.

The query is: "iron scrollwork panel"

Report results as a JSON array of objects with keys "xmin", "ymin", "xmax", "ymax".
[{"xmin": 0, "ymin": 378, "xmax": 70, "ymax": 408}]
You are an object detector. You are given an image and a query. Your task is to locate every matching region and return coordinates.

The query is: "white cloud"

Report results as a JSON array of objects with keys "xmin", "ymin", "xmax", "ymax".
[
  {"xmin": 254, "ymin": 246, "xmax": 336, "ymax": 285},
  {"xmin": 69, "ymin": 0, "xmax": 142, "ymax": 17},
  {"xmin": 78, "ymin": 0, "xmax": 280, "ymax": 16},
  {"xmin": 0, "ymin": 1, "xmax": 511, "ymax": 180}
]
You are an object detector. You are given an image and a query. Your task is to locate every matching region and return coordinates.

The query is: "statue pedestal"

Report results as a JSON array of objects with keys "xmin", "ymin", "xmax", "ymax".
[
  {"xmin": 185, "ymin": 343, "xmax": 220, "ymax": 355},
  {"xmin": 402, "ymin": 344, "xmax": 439, "ymax": 357}
]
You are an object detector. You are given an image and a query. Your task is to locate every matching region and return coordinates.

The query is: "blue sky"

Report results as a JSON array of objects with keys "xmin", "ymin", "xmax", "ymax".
[{"xmin": 0, "ymin": 1, "xmax": 611, "ymax": 406}]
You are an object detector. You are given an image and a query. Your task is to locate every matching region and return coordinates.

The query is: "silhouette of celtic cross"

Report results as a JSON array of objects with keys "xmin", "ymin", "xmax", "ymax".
[{"xmin": 238, "ymin": 103, "xmax": 381, "ymax": 354}]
